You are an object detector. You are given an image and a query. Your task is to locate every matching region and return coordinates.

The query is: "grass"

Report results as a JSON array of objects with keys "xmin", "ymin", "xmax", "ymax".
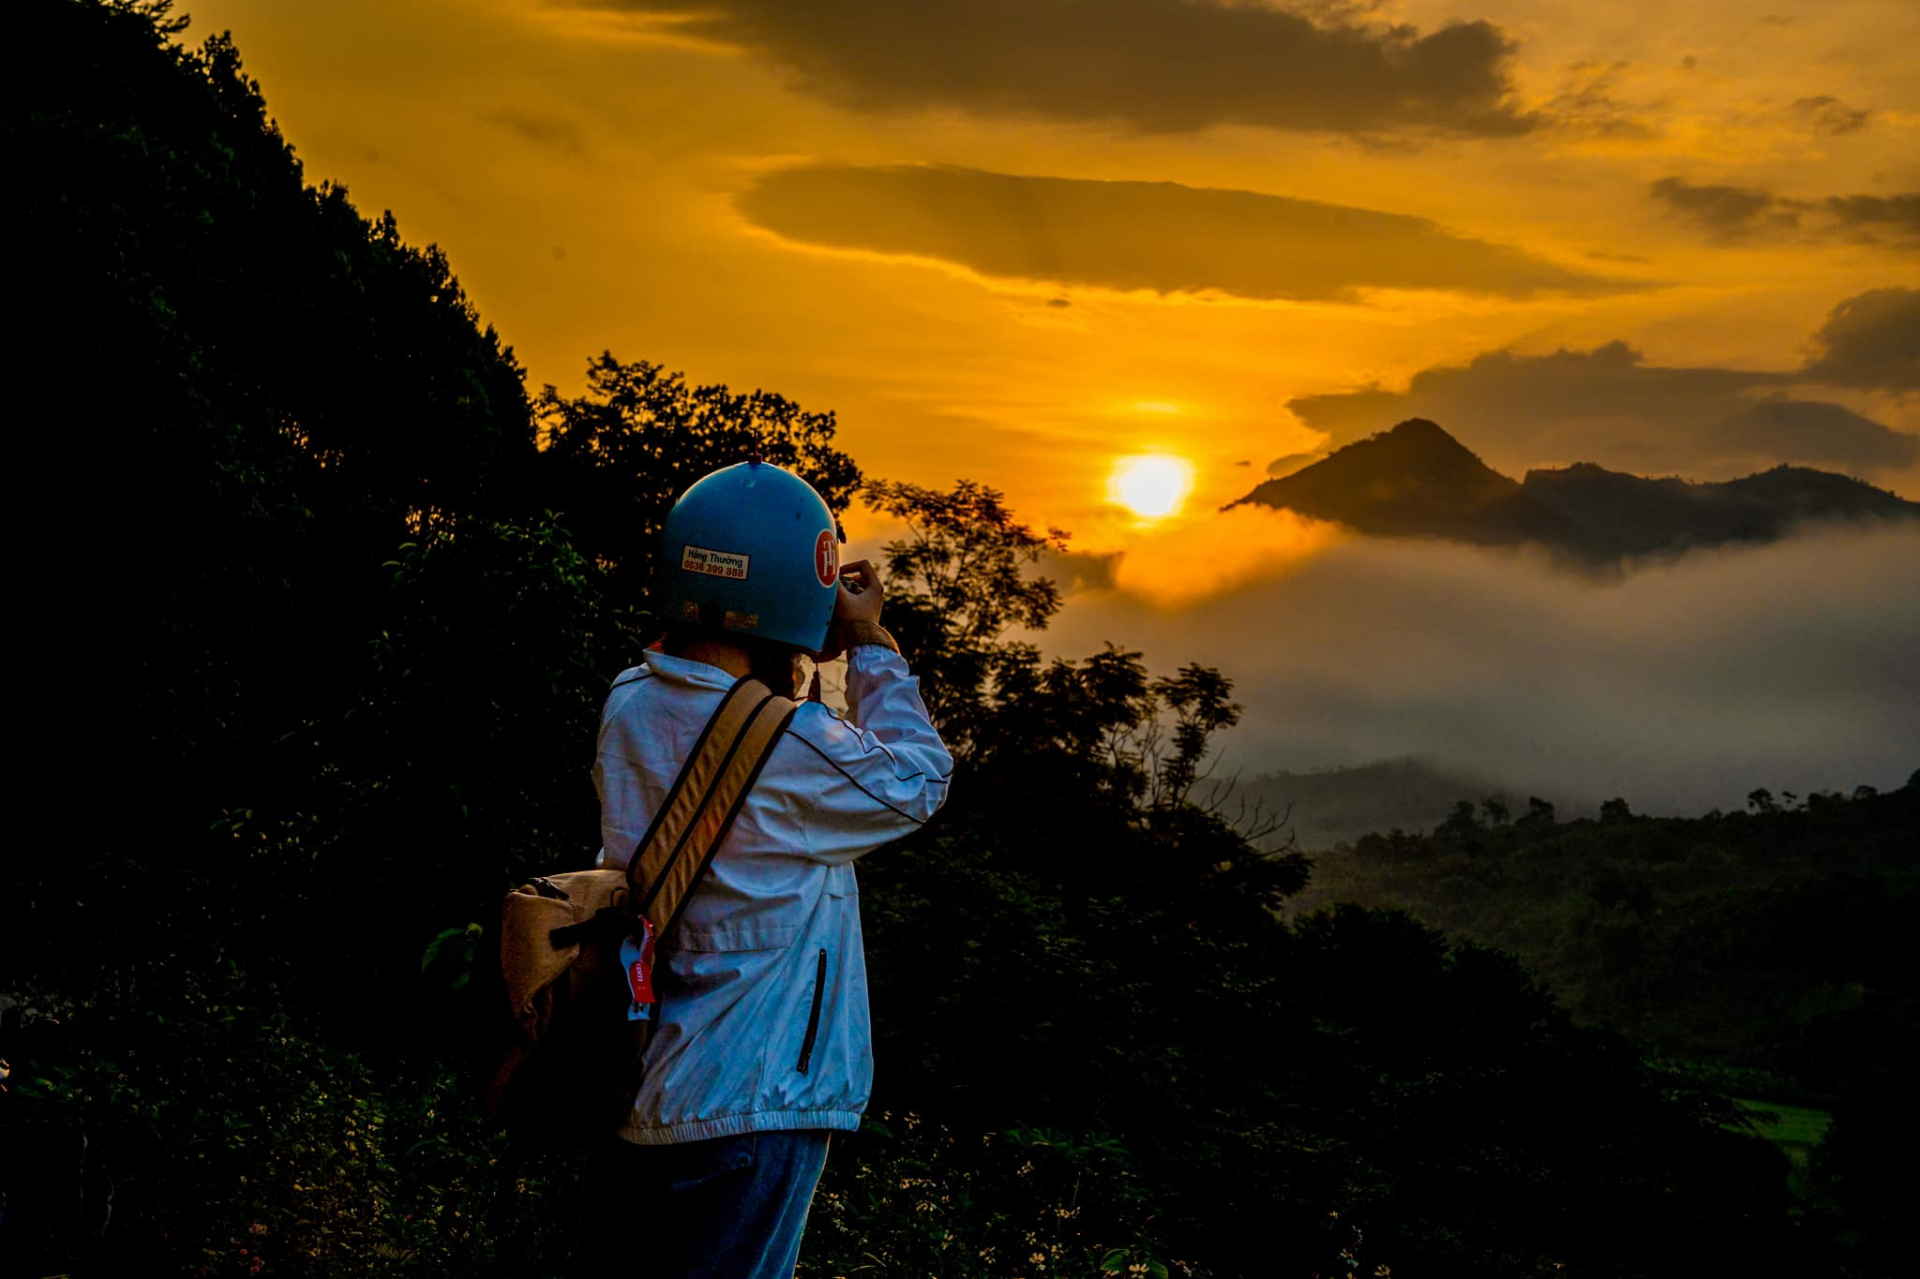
[{"xmin": 1733, "ymin": 1098, "xmax": 1832, "ymax": 1208}]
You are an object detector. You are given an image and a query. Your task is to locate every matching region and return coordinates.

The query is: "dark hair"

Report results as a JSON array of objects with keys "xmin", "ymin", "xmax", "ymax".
[{"xmin": 749, "ymin": 644, "xmax": 801, "ymax": 700}]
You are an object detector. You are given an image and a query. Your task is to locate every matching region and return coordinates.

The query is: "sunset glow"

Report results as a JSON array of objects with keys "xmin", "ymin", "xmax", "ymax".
[
  {"xmin": 179, "ymin": 0, "xmax": 1920, "ymax": 554},
  {"xmin": 162, "ymin": 0, "xmax": 1918, "ymax": 808}
]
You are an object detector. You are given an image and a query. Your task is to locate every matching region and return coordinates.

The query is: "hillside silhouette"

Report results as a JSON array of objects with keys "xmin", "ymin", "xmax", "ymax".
[{"xmin": 1232, "ymin": 418, "xmax": 1919, "ymax": 564}]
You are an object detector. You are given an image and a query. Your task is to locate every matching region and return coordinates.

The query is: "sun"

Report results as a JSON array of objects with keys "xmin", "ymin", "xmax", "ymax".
[{"xmin": 1109, "ymin": 454, "xmax": 1195, "ymax": 519}]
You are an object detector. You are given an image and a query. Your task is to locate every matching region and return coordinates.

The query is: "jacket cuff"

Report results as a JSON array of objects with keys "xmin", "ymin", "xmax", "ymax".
[{"xmin": 826, "ymin": 620, "xmax": 900, "ymax": 659}]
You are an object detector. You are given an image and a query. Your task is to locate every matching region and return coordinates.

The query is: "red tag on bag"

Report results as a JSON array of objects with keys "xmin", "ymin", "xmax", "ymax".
[{"xmin": 620, "ymin": 918, "xmax": 656, "ymax": 1020}]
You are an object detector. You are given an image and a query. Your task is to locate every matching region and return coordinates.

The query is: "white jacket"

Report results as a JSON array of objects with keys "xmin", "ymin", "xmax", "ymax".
[{"xmin": 592, "ymin": 643, "xmax": 952, "ymax": 1144}]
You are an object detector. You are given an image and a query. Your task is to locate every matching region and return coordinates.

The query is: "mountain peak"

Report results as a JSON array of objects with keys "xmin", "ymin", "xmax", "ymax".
[
  {"xmin": 1341, "ymin": 418, "xmax": 1513, "ymax": 484},
  {"xmin": 1381, "ymin": 416, "xmax": 1455, "ymax": 442},
  {"xmin": 1228, "ymin": 416, "xmax": 1595, "ymax": 551},
  {"xmin": 1369, "ymin": 417, "xmax": 1479, "ymax": 461},
  {"xmin": 1234, "ymin": 420, "xmax": 1920, "ymax": 563}
]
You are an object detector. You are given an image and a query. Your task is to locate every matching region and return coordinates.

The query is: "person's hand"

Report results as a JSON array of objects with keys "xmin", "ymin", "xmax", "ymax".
[
  {"xmin": 833, "ymin": 559, "xmax": 884, "ymax": 628},
  {"xmin": 817, "ymin": 559, "xmax": 894, "ymax": 661}
]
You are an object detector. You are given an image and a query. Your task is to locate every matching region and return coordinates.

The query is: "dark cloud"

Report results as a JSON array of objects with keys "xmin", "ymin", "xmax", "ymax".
[
  {"xmin": 1043, "ymin": 520, "xmax": 1920, "ymax": 816},
  {"xmin": 485, "ymin": 111, "xmax": 583, "ymax": 154},
  {"xmin": 1823, "ymin": 193, "xmax": 1920, "ymax": 246},
  {"xmin": 1651, "ymin": 176, "xmax": 1919, "ymax": 246},
  {"xmin": 739, "ymin": 163, "xmax": 1620, "ymax": 302},
  {"xmin": 1648, "ymin": 176, "xmax": 1805, "ymax": 238},
  {"xmin": 1287, "ymin": 291, "xmax": 1920, "ymax": 476},
  {"xmin": 1709, "ymin": 395, "xmax": 1918, "ymax": 468},
  {"xmin": 588, "ymin": 0, "xmax": 1533, "ymax": 137},
  {"xmin": 1038, "ymin": 547, "xmax": 1120, "ymax": 596},
  {"xmin": 1792, "ymin": 94, "xmax": 1872, "ymax": 134},
  {"xmin": 1803, "ymin": 288, "xmax": 1920, "ymax": 391}
]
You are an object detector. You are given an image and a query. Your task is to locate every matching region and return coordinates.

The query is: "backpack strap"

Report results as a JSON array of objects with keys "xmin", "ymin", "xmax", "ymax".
[{"xmin": 624, "ymin": 676, "xmax": 800, "ymax": 942}]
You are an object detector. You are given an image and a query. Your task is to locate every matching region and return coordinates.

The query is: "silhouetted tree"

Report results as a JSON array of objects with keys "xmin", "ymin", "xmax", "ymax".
[
  {"xmin": 1517, "ymin": 795, "xmax": 1557, "ymax": 828},
  {"xmin": 535, "ymin": 353, "xmax": 862, "ymax": 607},
  {"xmin": 860, "ymin": 478, "xmax": 1068, "ymax": 748}
]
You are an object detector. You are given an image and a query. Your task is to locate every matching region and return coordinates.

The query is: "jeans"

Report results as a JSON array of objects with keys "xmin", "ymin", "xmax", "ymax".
[{"xmin": 577, "ymin": 1129, "xmax": 832, "ymax": 1279}]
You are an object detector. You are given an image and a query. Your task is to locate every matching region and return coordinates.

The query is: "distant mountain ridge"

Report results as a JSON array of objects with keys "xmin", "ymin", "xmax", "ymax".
[
  {"xmin": 1228, "ymin": 755, "xmax": 1597, "ymax": 851},
  {"xmin": 1230, "ymin": 418, "xmax": 1919, "ymax": 563}
]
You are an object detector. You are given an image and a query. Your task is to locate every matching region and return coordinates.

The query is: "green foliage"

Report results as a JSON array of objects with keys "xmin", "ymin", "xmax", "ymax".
[
  {"xmin": 1298, "ymin": 783, "xmax": 1920, "ymax": 1084},
  {"xmin": 2, "ymin": 969, "xmax": 575, "ymax": 1277},
  {"xmin": 1297, "ymin": 780, "xmax": 1920, "ymax": 1270}
]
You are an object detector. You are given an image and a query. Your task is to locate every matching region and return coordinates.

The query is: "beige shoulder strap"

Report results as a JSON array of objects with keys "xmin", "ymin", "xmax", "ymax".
[{"xmin": 625, "ymin": 676, "xmax": 800, "ymax": 941}]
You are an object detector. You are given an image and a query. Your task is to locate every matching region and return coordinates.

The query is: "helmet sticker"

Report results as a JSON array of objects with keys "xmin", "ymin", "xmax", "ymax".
[
  {"xmin": 682, "ymin": 544, "xmax": 750, "ymax": 580},
  {"xmin": 814, "ymin": 529, "xmax": 838, "ymax": 588}
]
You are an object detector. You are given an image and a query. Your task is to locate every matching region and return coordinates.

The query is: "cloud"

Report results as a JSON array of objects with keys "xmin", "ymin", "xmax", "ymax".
[
  {"xmin": 1037, "ymin": 547, "xmax": 1121, "ymax": 596},
  {"xmin": 1106, "ymin": 506, "xmax": 1345, "ymax": 607},
  {"xmin": 1648, "ymin": 176, "xmax": 1805, "ymax": 239},
  {"xmin": 582, "ymin": 0, "xmax": 1533, "ymax": 137},
  {"xmin": 1822, "ymin": 193, "xmax": 1920, "ymax": 246},
  {"xmin": 1650, "ymin": 176, "xmax": 1920, "ymax": 246},
  {"xmin": 1287, "ymin": 289, "xmax": 1920, "ymax": 477},
  {"xmin": 1042, "ymin": 520, "xmax": 1920, "ymax": 815},
  {"xmin": 738, "ymin": 163, "xmax": 1621, "ymax": 302},
  {"xmin": 1803, "ymin": 287, "xmax": 1920, "ymax": 391},
  {"xmin": 1708, "ymin": 395, "xmax": 1918, "ymax": 468},
  {"xmin": 1542, "ymin": 60, "xmax": 1659, "ymax": 140},
  {"xmin": 1267, "ymin": 451, "xmax": 1328, "ymax": 478},
  {"xmin": 1792, "ymin": 94, "xmax": 1872, "ymax": 134},
  {"xmin": 484, "ymin": 111, "xmax": 584, "ymax": 154}
]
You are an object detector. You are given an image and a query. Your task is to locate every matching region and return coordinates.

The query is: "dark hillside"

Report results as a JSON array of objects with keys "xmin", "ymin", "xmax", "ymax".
[{"xmin": 1522, "ymin": 461, "xmax": 1919, "ymax": 553}]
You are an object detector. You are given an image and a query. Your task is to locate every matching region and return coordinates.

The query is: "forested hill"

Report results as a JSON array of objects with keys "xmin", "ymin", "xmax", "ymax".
[
  {"xmin": 1, "ymin": 4, "xmax": 1903, "ymax": 1277},
  {"xmin": 1289, "ymin": 780, "xmax": 1920, "ymax": 1084}
]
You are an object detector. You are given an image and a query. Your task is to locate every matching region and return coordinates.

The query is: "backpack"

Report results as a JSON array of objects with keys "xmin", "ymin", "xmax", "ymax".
[{"xmin": 485, "ymin": 675, "xmax": 799, "ymax": 1147}]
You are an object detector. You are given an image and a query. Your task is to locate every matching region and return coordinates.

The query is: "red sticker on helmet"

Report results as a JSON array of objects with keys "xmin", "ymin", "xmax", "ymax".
[{"xmin": 814, "ymin": 529, "xmax": 838, "ymax": 588}]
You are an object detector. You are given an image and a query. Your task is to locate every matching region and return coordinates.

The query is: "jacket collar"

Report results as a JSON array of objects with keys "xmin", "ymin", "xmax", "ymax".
[{"xmin": 640, "ymin": 648, "xmax": 740, "ymax": 692}]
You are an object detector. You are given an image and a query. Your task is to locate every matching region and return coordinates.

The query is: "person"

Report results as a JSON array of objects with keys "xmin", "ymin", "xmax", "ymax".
[{"xmin": 577, "ymin": 460, "xmax": 953, "ymax": 1278}]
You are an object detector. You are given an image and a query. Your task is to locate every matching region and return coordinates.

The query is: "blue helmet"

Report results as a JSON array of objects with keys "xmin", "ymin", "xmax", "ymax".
[{"xmin": 658, "ymin": 460, "xmax": 842, "ymax": 652}]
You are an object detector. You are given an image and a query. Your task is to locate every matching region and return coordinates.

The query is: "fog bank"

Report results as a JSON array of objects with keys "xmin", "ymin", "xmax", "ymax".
[{"xmin": 1039, "ymin": 517, "xmax": 1920, "ymax": 815}]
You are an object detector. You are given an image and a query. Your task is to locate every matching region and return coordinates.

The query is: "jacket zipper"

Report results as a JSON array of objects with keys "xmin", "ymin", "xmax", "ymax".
[{"xmin": 796, "ymin": 948, "xmax": 827, "ymax": 1073}]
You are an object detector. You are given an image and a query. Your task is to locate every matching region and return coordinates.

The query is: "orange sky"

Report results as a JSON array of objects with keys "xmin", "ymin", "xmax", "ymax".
[
  {"xmin": 175, "ymin": 1, "xmax": 1919, "ymax": 805},
  {"xmin": 187, "ymin": 0, "xmax": 1918, "ymax": 555}
]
